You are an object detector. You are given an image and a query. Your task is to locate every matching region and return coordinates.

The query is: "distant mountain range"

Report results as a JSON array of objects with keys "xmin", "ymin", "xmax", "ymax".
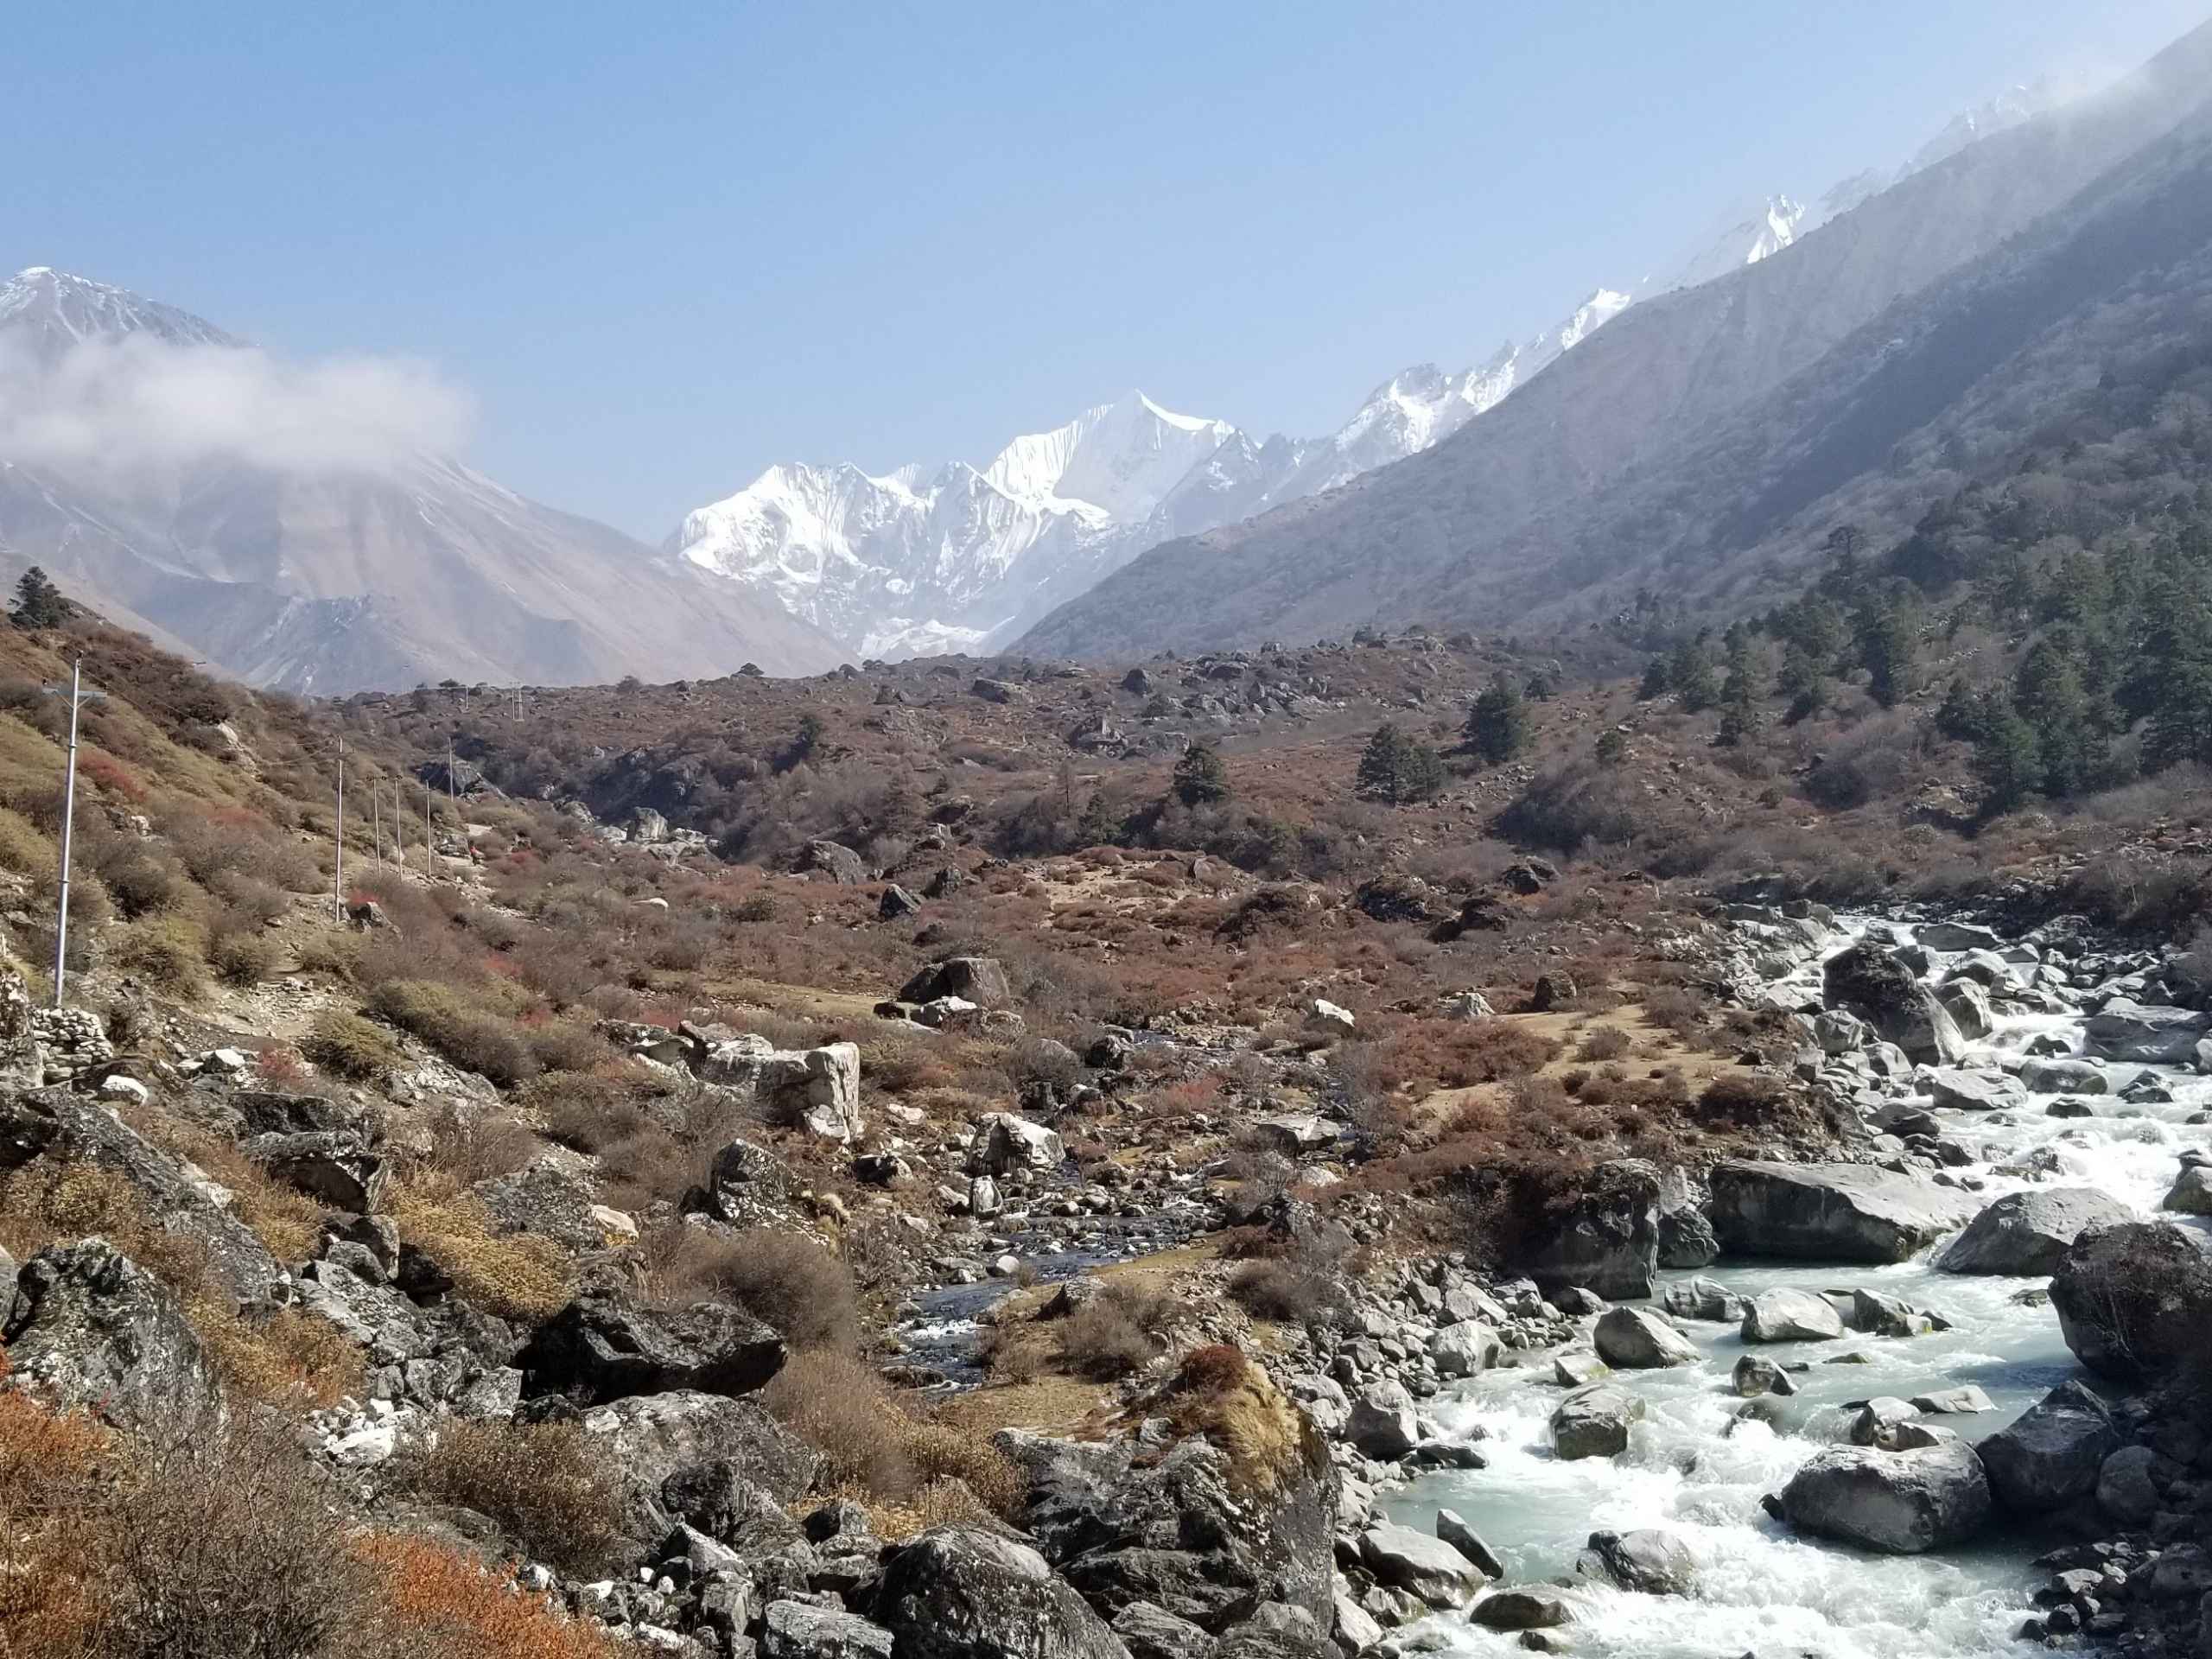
[
  {"xmin": 1014, "ymin": 31, "xmax": 2212, "ymax": 658},
  {"xmin": 670, "ymin": 84, "xmax": 2071, "ymax": 660},
  {"xmin": 0, "ymin": 268, "xmax": 844, "ymax": 695}
]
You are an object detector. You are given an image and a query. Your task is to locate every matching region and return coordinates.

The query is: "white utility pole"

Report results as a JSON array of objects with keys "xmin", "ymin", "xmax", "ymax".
[
  {"xmin": 332, "ymin": 737, "xmax": 346, "ymax": 923},
  {"xmin": 48, "ymin": 658, "xmax": 88, "ymax": 1009}
]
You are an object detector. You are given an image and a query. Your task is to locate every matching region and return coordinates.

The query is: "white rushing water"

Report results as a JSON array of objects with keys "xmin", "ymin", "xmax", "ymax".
[{"xmin": 1383, "ymin": 914, "xmax": 2212, "ymax": 1658}]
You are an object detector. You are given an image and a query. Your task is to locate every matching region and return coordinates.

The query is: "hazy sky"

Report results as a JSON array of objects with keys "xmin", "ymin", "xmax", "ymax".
[{"xmin": 7, "ymin": 2, "xmax": 2207, "ymax": 539}]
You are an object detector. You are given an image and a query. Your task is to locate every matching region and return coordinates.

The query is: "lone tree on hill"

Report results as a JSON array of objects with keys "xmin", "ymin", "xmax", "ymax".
[
  {"xmin": 1465, "ymin": 673, "xmax": 1532, "ymax": 766},
  {"xmin": 11, "ymin": 566, "xmax": 67, "ymax": 630},
  {"xmin": 1171, "ymin": 741, "xmax": 1230, "ymax": 809},
  {"xmin": 1356, "ymin": 722, "xmax": 1446, "ymax": 804}
]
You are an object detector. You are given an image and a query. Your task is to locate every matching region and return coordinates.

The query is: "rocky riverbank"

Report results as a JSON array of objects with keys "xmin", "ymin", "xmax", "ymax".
[{"xmin": 1211, "ymin": 901, "xmax": 2212, "ymax": 1658}]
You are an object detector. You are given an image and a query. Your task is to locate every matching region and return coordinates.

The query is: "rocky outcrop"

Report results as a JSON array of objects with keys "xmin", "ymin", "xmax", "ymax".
[
  {"xmin": 1008, "ymin": 1386, "xmax": 1338, "ymax": 1638},
  {"xmin": 1781, "ymin": 1440, "xmax": 1991, "ymax": 1553},
  {"xmin": 516, "ymin": 1289, "xmax": 786, "ymax": 1404},
  {"xmin": 1936, "ymin": 1189, "xmax": 2133, "ymax": 1276},
  {"xmin": 1515, "ymin": 1159, "xmax": 1659, "ymax": 1300},
  {"xmin": 700, "ymin": 1038, "xmax": 864, "ymax": 1141},
  {"xmin": 1357, "ymin": 1523, "xmax": 1484, "ymax": 1609},
  {"xmin": 1708, "ymin": 1161, "xmax": 1976, "ymax": 1263},
  {"xmin": 1976, "ymin": 1381, "xmax": 2120, "ymax": 1514},
  {"xmin": 0, "ymin": 1087, "xmax": 278, "ymax": 1301},
  {"xmin": 873, "ymin": 1527, "xmax": 1131, "ymax": 1659},
  {"xmin": 574, "ymin": 1390, "xmax": 819, "ymax": 1560},
  {"xmin": 1925, "ymin": 1070, "xmax": 2023, "ymax": 1112},
  {"xmin": 2050, "ymin": 1223, "xmax": 2212, "ymax": 1382},
  {"xmin": 1576, "ymin": 1529, "xmax": 1694, "ymax": 1594},
  {"xmin": 0, "ymin": 1238, "xmax": 219, "ymax": 1427}
]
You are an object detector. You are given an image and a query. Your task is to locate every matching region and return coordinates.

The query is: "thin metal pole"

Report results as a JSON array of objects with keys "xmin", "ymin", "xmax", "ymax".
[
  {"xmin": 50, "ymin": 658, "xmax": 81, "ymax": 1010},
  {"xmin": 333, "ymin": 737, "xmax": 346, "ymax": 923},
  {"xmin": 372, "ymin": 786, "xmax": 381, "ymax": 862}
]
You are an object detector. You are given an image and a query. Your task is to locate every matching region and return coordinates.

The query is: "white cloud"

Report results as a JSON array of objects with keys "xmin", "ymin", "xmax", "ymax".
[{"xmin": 0, "ymin": 333, "xmax": 474, "ymax": 476}]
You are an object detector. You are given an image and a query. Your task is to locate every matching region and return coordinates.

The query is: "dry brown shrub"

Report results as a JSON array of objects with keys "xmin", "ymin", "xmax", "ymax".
[
  {"xmin": 760, "ymin": 1350, "xmax": 1020, "ymax": 1522},
  {"xmin": 0, "ymin": 1379, "xmax": 110, "ymax": 1657},
  {"xmin": 301, "ymin": 1008, "xmax": 403, "ymax": 1081},
  {"xmin": 1576, "ymin": 1024, "xmax": 1633, "ymax": 1061},
  {"xmin": 634, "ymin": 1223, "xmax": 858, "ymax": 1351},
  {"xmin": 354, "ymin": 1532, "xmax": 624, "ymax": 1659},
  {"xmin": 1056, "ymin": 1283, "xmax": 1171, "ymax": 1381},
  {"xmin": 392, "ymin": 1419, "xmax": 623, "ymax": 1577}
]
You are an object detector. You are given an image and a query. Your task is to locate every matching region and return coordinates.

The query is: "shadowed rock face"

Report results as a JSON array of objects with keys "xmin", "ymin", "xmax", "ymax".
[
  {"xmin": 1514, "ymin": 1158, "xmax": 1661, "ymax": 1300},
  {"xmin": 514, "ymin": 1289, "xmax": 786, "ymax": 1405},
  {"xmin": 1977, "ymin": 1381, "xmax": 2121, "ymax": 1515},
  {"xmin": 2050, "ymin": 1222, "xmax": 2212, "ymax": 1382}
]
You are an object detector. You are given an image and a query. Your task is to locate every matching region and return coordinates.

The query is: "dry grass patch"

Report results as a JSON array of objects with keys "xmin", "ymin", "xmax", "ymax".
[
  {"xmin": 1155, "ymin": 1344, "xmax": 1325, "ymax": 1497},
  {"xmin": 387, "ymin": 1174, "xmax": 575, "ymax": 1324}
]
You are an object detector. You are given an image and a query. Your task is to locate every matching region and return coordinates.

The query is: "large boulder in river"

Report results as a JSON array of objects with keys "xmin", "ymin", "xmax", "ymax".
[
  {"xmin": 1925, "ymin": 1070, "xmax": 2023, "ymax": 1112},
  {"xmin": 1936, "ymin": 1188, "xmax": 2133, "ymax": 1276},
  {"xmin": 1781, "ymin": 1440, "xmax": 1991, "ymax": 1553},
  {"xmin": 874, "ymin": 1527, "xmax": 1130, "ymax": 1659},
  {"xmin": 1515, "ymin": 1159, "xmax": 1659, "ymax": 1300},
  {"xmin": 1822, "ymin": 944, "xmax": 1964, "ymax": 1064},
  {"xmin": 1357, "ymin": 1522, "xmax": 1486, "ymax": 1609},
  {"xmin": 2018, "ymin": 1057, "xmax": 2107, "ymax": 1095},
  {"xmin": 1592, "ymin": 1306, "xmax": 1700, "ymax": 1368},
  {"xmin": 1741, "ymin": 1287, "xmax": 1845, "ymax": 1343},
  {"xmin": 0, "ymin": 1238, "xmax": 220, "ymax": 1427},
  {"xmin": 1575, "ymin": 1528, "xmax": 1696, "ymax": 1595},
  {"xmin": 1709, "ymin": 1161, "xmax": 1977, "ymax": 1263},
  {"xmin": 2086, "ymin": 998, "xmax": 2211, "ymax": 1064},
  {"xmin": 1975, "ymin": 1381, "xmax": 2119, "ymax": 1514},
  {"xmin": 2050, "ymin": 1222, "xmax": 2212, "ymax": 1382},
  {"xmin": 516, "ymin": 1288, "xmax": 786, "ymax": 1404},
  {"xmin": 1550, "ymin": 1383, "xmax": 1643, "ymax": 1460}
]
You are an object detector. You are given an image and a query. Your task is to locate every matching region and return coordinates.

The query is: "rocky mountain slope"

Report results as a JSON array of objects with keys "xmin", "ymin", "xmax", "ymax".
[
  {"xmin": 1016, "ymin": 24, "xmax": 2212, "ymax": 658},
  {"xmin": 0, "ymin": 268, "xmax": 846, "ymax": 695}
]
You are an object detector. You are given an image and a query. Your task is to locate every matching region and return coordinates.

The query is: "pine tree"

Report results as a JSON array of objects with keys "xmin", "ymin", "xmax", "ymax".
[
  {"xmin": 1855, "ymin": 600, "xmax": 1916, "ymax": 709},
  {"xmin": 1593, "ymin": 728, "xmax": 1629, "ymax": 766},
  {"xmin": 1972, "ymin": 702, "xmax": 2044, "ymax": 815},
  {"xmin": 1171, "ymin": 742, "xmax": 1230, "ymax": 808},
  {"xmin": 1524, "ymin": 666, "xmax": 1561, "ymax": 701},
  {"xmin": 1776, "ymin": 643, "xmax": 1825, "ymax": 724},
  {"xmin": 1636, "ymin": 656, "xmax": 1673, "ymax": 702},
  {"xmin": 1075, "ymin": 790, "xmax": 1124, "ymax": 849},
  {"xmin": 10, "ymin": 566, "xmax": 66, "ymax": 630},
  {"xmin": 1357, "ymin": 724, "xmax": 1407, "ymax": 798},
  {"xmin": 1357, "ymin": 723, "xmax": 1446, "ymax": 803},
  {"xmin": 1465, "ymin": 673, "xmax": 1532, "ymax": 765},
  {"xmin": 1669, "ymin": 635, "xmax": 1722, "ymax": 713}
]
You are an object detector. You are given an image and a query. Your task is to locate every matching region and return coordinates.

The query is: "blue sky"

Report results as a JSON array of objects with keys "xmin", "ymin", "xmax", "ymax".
[{"xmin": 7, "ymin": 1, "xmax": 2207, "ymax": 539}]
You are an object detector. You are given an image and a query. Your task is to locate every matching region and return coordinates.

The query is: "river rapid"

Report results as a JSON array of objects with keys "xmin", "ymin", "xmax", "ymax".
[{"xmin": 1383, "ymin": 912, "xmax": 2212, "ymax": 1659}]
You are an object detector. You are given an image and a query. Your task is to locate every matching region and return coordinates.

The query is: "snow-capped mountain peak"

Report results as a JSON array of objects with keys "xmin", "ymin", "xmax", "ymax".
[{"xmin": 0, "ymin": 265, "xmax": 242, "ymax": 358}]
